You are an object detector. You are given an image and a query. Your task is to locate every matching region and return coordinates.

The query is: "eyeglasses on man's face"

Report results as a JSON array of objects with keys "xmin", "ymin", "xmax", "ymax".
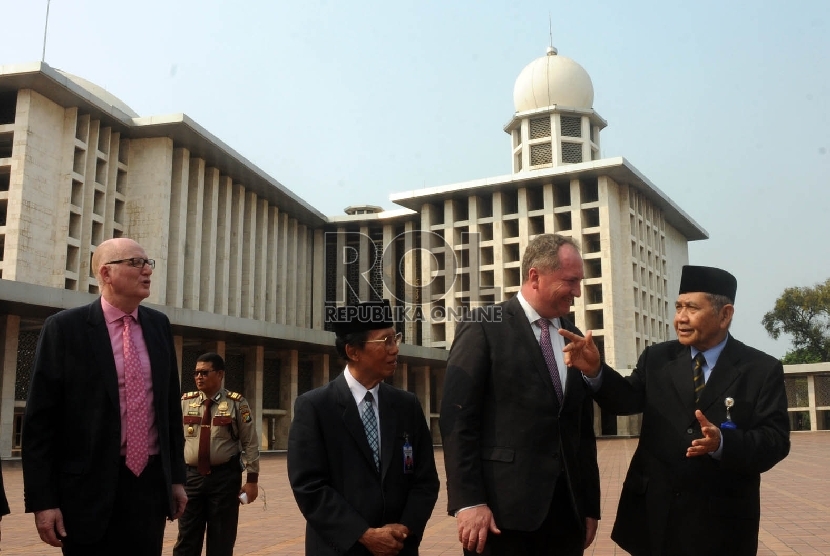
[
  {"xmin": 193, "ymin": 369, "xmax": 217, "ymax": 377},
  {"xmin": 364, "ymin": 332, "xmax": 403, "ymax": 349},
  {"xmin": 106, "ymin": 257, "xmax": 156, "ymax": 269}
]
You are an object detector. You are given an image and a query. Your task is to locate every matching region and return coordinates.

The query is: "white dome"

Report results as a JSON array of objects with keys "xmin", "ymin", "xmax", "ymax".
[
  {"xmin": 513, "ymin": 48, "xmax": 594, "ymax": 112},
  {"xmin": 56, "ymin": 70, "xmax": 140, "ymax": 118}
]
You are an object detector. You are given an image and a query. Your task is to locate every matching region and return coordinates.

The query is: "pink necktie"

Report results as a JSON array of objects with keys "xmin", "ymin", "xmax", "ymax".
[
  {"xmin": 123, "ymin": 315, "xmax": 149, "ymax": 476},
  {"xmin": 537, "ymin": 318, "xmax": 564, "ymax": 404}
]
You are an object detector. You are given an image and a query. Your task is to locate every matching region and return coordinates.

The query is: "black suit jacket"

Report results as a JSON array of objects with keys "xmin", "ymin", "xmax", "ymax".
[
  {"xmin": 22, "ymin": 299, "xmax": 186, "ymax": 543},
  {"xmin": 593, "ymin": 336, "xmax": 790, "ymax": 556},
  {"xmin": 440, "ymin": 296, "xmax": 600, "ymax": 532},
  {"xmin": 287, "ymin": 372, "xmax": 440, "ymax": 556}
]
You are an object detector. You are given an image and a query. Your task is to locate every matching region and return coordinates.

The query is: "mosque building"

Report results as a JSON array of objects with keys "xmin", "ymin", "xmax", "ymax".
[{"xmin": 0, "ymin": 45, "xmax": 718, "ymax": 457}]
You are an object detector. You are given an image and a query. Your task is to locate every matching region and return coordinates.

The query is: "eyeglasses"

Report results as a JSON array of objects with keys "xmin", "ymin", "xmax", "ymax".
[
  {"xmin": 193, "ymin": 370, "xmax": 217, "ymax": 377},
  {"xmin": 106, "ymin": 257, "xmax": 156, "ymax": 269},
  {"xmin": 364, "ymin": 332, "xmax": 403, "ymax": 349}
]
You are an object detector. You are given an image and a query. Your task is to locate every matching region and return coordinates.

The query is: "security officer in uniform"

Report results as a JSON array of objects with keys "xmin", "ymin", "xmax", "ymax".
[{"xmin": 173, "ymin": 352, "xmax": 260, "ymax": 556}]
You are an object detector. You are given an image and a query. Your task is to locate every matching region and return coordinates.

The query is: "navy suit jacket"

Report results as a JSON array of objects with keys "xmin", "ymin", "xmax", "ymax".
[
  {"xmin": 287, "ymin": 372, "xmax": 439, "ymax": 555},
  {"xmin": 22, "ymin": 298, "xmax": 186, "ymax": 543}
]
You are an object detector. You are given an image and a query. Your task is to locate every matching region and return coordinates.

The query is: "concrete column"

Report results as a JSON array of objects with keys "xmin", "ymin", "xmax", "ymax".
[
  {"xmin": 165, "ymin": 148, "xmax": 189, "ymax": 307},
  {"xmin": 312, "ymin": 353, "xmax": 329, "ymax": 388},
  {"xmin": 124, "ymin": 137, "xmax": 174, "ymax": 304},
  {"xmin": 266, "ymin": 206, "xmax": 280, "ymax": 323},
  {"xmin": 214, "ymin": 177, "xmax": 232, "ymax": 315},
  {"xmin": 229, "ymin": 184, "xmax": 245, "ymax": 317},
  {"xmin": 286, "ymin": 218, "xmax": 298, "ymax": 326},
  {"xmin": 254, "ymin": 199, "xmax": 269, "ymax": 321},
  {"xmin": 335, "ymin": 226, "xmax": 347, "ymax": 305},
  {"xmin": 402, "ymin": 221, "xmax": 418, "ymax": 343},
  {"xmin": 312, "ymin": 229, "xmax": 325, "ymax": 329},
  {"xmin": 276, "ymin": 213, "xmax": 289, "ymax": 324},
  {"xmin": 174, "ymin": 334, "xmax": 184, "ymax": 386},
  {"xmin": 199, "ymin": 168, "xmax": 219, "ymax": 313},
  {"xmin": 243, "ymin": 345, "xmax": 264, "ymax": 447},
  {"xmin": 420, "ymin": 205, "xmax": 433, "ymax": 345},
  {"xmin": 296, "ymin": 224, "xmax": 308, "ymax": 327},
  {"xmin": 183, "ymin": 157, "xmax": 205, "ymax": 310},
  {"xmin": 240, "ymin": 191, "xmax": 257, "ymax": 319},
  {"xmin": 491, "ymin": 192, "xmax": 505, "ymax": 300},
  {"xmin": 808, "ymin": 375, "xmax": 818, "ymax": 431},
  {"xmin": 0, "ymin": 316, "xmax": 20, "ymax": 457},
  {"xmin": 382, "ymin": 223, "xmax": 395, "ymax": 304},
  {"xmin": 359, "ymin": 225, "xmax": 371, "ymax": 301},
  {"xmin": 393, "ymin": 362, "xmax": 407, "ymax": 390},
  {"xmin": 543, "ymin": 183, "xmax": 555, "ymax": 233}
]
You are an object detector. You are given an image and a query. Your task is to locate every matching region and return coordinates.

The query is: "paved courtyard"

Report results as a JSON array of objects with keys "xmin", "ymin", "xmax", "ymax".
[{"xmin": 2, "ymin": 432, "xmax": 828, "ymax": 555}]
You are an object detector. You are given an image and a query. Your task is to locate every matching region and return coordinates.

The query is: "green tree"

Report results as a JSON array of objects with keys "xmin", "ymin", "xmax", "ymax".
[{"xmin": 762, "ymin": 278, "xmax": 830, "ymax": 363}]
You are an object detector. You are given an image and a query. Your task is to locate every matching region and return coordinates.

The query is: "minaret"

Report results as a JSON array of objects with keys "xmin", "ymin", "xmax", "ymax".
[{"xmin": 505, "ymin": 45, "xmax": 607, "ymax": 172}]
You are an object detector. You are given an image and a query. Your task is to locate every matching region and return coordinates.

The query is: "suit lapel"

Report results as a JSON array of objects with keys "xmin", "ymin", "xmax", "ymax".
[
  {"xmin": 138, "ymin": 307, "xmax": 167, "ymax": 412},
  {"xmin": 698, "ymin": 337, "xmax": 745, "ymax": 412},
  {"xmin": 334, "ymin": 373, "xmax": 378, "ymax": 473},
  {"xmin": 378, "ymin": 383, "xmax": 397, "ymax": 481},
  {"xmin": 505, "ymin": 297, "xmax": 561, "ymax": 411},
  {"xmin": 87, "ymin": 299, "xmax": 120, "ymax": 411}
]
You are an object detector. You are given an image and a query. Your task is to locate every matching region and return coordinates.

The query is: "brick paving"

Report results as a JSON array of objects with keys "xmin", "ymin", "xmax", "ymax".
[{"xmin": 1, "ymin": 432, "xmax": 828, "ymax": 555}]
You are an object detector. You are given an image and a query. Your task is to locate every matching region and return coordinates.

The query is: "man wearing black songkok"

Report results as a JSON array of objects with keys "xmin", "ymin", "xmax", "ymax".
[{"xmin": 561, "ymin": 265, "xmax": 790, "ymax": 556}]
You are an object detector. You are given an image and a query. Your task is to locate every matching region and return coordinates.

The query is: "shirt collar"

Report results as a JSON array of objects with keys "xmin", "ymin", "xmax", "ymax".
[
  {"xmin": 344, "ymin": 365, "xmax": 380, "ymax": 407},
  {"xmin": 691, "ymin": 334, "xmax": 729, "ymax": 369},
  {"xmin": 101, "ymin": 296, "xmax": 139, "ymax": 324},
  {"xmin": 516, "ymin": 291, "xmax": 560, "ymax": 328}
]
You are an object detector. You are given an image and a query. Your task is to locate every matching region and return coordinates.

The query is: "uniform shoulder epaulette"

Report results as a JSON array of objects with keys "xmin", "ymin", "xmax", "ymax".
[
  {"xmin": 181, "ymin": 391, "xmax": 200, "ymax": 400},
  {"xmin": 226, "ymin": 391, "xmax": 243, "ymax": 401}
]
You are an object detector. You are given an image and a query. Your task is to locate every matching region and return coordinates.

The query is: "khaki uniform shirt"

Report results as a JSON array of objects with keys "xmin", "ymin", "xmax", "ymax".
[{"xmin": 181, "ymin": 388, "xmax": 260, "ymax": 477}]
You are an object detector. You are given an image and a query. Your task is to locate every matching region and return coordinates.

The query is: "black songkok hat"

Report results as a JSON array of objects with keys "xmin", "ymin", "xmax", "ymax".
[
  {"xmin": 678, "ymin": 265, "xmax": 737, "ymax": 303},
  {"xmin": 329, "ymin": 300, "xmax": 394, "ymax": 337}
]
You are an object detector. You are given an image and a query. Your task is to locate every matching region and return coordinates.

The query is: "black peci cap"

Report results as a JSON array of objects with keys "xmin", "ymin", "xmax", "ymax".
[{"xmin": 679, "ymin": 265, "xmax": 737, "ymax": 303}]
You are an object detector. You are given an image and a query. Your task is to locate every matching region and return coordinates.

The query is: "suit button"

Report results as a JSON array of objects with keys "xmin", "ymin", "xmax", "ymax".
[{"xmin": 686, "ymin": 428, "xmax": 694, "ymax": 434}]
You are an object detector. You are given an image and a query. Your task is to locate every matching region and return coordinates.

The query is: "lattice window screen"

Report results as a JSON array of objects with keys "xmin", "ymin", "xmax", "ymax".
[
  {"xmin": 529, "ymin": 118, "xmax": 551, "ymax": 139},
  {"xmin": 530, "ymin": 143, "xmax": 553, "ymax": 166},
  {"xmin": 561, "ymin": 115, "xmax": 582, "ymax": 138},
  {"xmin": 815, "ymin": 374, "xmax": 830, "ymax": 407},
  {"xmin": 263, "ymin": 358, "xmax": 282, "ymax": 410},
  {"xmin": 561, "ymin": 142, "xmax": 583, "ymax": 164},
  {"xmin": 224, "ymin": 353, "xmax": 245, "ymax": 394},
  {"xmin": 15, "ymin": 330, "xmax": 39, "ymax": 400},
  {"xmin": 298, "ymin": 358, "xmax": 314, "ymax": 396},
  {"xmin": 785, "ymin": 377, "xmax": 809, "ymax": 407},
  {"xmin": 180, "ymin": 349, "xmax": 201, "ymax": 394}
]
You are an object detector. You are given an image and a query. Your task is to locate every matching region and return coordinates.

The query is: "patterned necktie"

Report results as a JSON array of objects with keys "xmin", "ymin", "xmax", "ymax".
[
  {"xmin": 361, "ymin": 392, "xmax": 380, "ymax": 472},
  {"xmin": 197, "ymin": 398, "xmax": 214, "ymax": 475},
  {"xmin": 693, "ymin": 353, "xmax": 706, "ymax": 403},
  {"xmin": 537, "ymin": 318, "xmax": 564, "ymax": 404},
  {"xmin": 123, "ymin": 315, "xmax": 149, "ymax": 476}
]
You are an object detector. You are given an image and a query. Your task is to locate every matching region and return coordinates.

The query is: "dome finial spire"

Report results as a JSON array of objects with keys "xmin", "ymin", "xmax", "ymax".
[{"xmin": 547, "ymin": 13, "xmax": 558, "ymax": 56}]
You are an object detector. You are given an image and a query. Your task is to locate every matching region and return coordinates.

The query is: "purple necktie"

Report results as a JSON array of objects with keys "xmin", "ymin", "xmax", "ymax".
[
  {"xmin": 537, "ymin": 318, "xmax": 564, "ymax": 404},
  {"xmin": 123, "ymin": 315, "xmax": 149, "ymax": 476}
]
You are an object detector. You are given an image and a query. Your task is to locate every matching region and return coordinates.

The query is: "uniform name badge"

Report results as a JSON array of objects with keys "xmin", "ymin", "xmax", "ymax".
[
  {"xmin": 721, "ymin": 397, "xmax": 737, "ymax": 430},
  {"xmin": 402, "ymin": 433, "xmax": 414, "ymax": 474}
]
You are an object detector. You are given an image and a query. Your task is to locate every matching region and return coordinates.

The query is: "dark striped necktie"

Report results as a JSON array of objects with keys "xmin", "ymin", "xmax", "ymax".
[{"xmin": 693, "ymin": 353, "xmax": 706, "ymax": 403}]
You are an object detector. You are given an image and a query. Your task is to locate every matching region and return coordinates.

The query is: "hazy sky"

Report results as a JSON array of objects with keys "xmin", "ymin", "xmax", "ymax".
[{"xmin": 3, "ymin": 0, "xmax": 828, "ymax": 358}]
